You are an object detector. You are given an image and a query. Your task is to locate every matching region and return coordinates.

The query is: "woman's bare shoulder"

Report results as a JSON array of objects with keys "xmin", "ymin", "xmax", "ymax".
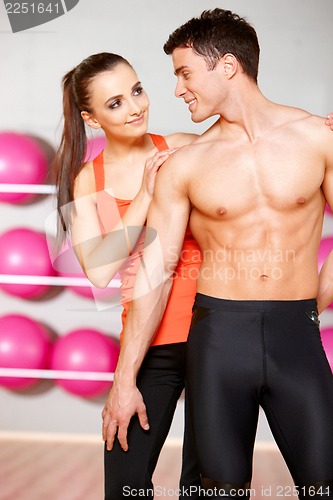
[{"xmin": 73, "ymin": 160, "xmax": 96, "ymax": 198}]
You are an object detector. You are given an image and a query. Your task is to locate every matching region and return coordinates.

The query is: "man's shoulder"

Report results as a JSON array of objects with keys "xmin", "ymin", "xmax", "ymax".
[
  {"xmin": 164, "ymin": 132, "xmax": 199, "ymax": 148},
  {"xmin": 276, "ymin": 103, "xmax": 325, "ymax": 130},
  {"xmin": 168, "ymin": 137, "xmax": 208, "ymax": 161},
  {"xmin": 156, "ymin": 140, "xmax": 206, "ymax": 188},
  {"xmin": 275, "ymin": 105, "xmax": 333, "ymax": 161},
  {"xmin": 267, "ymin": 103, "xmax": 330, "ymax": 145}
]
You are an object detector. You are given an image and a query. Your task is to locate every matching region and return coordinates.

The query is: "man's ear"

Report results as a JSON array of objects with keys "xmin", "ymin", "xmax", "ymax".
[
  {"xmin": 81, "ymin": 111, "xmax": 101, "ymax": 130},
  {"xmin": 221, "ymin": 53, "xmax": 238, "ymax": 79}
]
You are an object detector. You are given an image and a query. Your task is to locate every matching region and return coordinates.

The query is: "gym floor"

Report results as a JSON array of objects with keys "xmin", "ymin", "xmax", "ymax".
[{"xmin": 0, "ymin": 432, "xmax": 293, "ymax": 500}]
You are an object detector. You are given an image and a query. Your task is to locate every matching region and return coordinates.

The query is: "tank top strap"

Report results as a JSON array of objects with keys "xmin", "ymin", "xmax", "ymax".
[
  {"xmin": 93, "ymin": 135, "xmax": 168, "ymax": 191},
  {"xmin": 92, "ymin": 151, "xmax": 105, "ymax": 191},
  {"xmin": 149, "ymin": 133, "xmax": 169, "ymax": 152}
]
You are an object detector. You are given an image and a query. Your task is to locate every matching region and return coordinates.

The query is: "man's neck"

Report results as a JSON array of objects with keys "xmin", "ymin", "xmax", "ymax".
[{"xmin": 217, "ymin": 84, "xmax": 276, "ymax": 142}]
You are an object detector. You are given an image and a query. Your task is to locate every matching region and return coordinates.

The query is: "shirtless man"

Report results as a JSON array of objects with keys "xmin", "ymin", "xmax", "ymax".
[{"xmin": 103, "ymin": 9, "xmax": 333, "ymax": 500}]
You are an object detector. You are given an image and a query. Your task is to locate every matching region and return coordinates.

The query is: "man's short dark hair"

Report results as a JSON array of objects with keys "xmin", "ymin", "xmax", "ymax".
[{"xmin": 164, "ymin": 8, "xmax": 260, "ymax": 83}]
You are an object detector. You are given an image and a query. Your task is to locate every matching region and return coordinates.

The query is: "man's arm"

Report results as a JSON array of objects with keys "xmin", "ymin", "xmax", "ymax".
[
  {"xmin": 317, "ymin": 127, "xmax": 333, "ymax": 314},
  {"xmin": 102, "ymin": 151, "xmax": 191, "ymax": 451}
]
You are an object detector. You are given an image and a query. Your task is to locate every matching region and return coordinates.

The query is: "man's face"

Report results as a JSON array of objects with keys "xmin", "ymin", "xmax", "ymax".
[{"xmin": 171, "ymin": 47, "xmax": 223, "ymax": 123}]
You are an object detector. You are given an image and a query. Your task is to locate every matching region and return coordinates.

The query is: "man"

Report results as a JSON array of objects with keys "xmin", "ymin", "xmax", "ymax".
[{"xmin": 103, "ymin": 9, "xmax": 333, "ymax": 500}]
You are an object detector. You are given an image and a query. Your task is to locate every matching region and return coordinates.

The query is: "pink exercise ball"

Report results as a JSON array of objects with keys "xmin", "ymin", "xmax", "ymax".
[
  {"xmin": 0, "ymin": 227, "xmax": 57, "ymax": 299},
  {"xmin": 85, "ymin": 135, "xmax": 106, "ymax": 162},
  {"xmin": 0, "ymin": 132, "xmax": 48, "ymax": 204},
  {"xmin": 51, "ymin": 328, "xmax": 119, "ymax": 397},
  {"xmin": 320, "ymin": 327, "xmax": 333, "ymax": 372},
  {"xmin": 325, "ymin": 203, "xmax": 332, "ymax": 216},
  {"xmin": 0, "ymin": 314, "xmax": 51, "ymax": 389}
]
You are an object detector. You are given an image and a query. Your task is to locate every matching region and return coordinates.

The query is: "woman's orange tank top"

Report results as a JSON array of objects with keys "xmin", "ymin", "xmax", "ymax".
[{"xmin": 92, "ymin": 133, "xmax": 201, "ymax": 346}]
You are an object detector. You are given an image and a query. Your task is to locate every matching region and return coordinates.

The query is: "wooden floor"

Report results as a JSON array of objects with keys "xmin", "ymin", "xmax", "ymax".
[{"xmin": 0, "ymin": 432, "xmax": 293, "ymax": 499}]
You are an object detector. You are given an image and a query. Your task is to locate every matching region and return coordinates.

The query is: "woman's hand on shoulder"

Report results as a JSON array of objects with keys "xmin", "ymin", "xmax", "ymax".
[
  {"xmin": 325, "ymin": 113, "xmax": 333, "ymax": 131},
  {"xmin": 140, "ymin": 149, "xmax": 177, "ymax": 198}
]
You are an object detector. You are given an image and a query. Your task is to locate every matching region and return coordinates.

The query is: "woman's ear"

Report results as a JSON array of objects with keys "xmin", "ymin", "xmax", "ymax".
[{"xmin": 81, "ymin": 111, "xmax": 101, "ymax": 130}]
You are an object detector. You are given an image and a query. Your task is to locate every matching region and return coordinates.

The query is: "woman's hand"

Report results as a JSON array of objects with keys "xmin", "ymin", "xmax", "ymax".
[
  {"xmin": 141, "ymin": 149, "xmax": 177, "ymax": 198},
  {"xmin": 326, "ymin": 114, "xmax": 333, "ymax": 131}
]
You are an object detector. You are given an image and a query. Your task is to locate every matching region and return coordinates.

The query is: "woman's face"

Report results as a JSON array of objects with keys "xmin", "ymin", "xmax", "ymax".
[{"xmin": 83, "ymin": 63, "xmax": 150, "ymax": 139}]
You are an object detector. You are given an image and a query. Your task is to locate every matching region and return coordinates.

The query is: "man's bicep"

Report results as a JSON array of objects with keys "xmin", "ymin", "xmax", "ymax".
[
  {"xmin": 130, "ymin": 159, "xmax": 190, "ymax": 314},
  {"xmin": 148, "ymin": 165, "xmax": 190, "ymax": 270}
]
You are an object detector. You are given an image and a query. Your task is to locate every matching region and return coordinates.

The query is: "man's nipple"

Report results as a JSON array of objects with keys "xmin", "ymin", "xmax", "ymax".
[
  {"xmin": 216, "ymin": 206, "xmax": 227, "ymax": 216},
  {"xmin": 296, "ymin": 197, "xmax": 307, "ymax": 205}
]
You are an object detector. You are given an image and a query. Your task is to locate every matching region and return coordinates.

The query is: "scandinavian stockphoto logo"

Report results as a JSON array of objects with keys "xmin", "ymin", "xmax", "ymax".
[{"xmin": 4, "ymin": 0, "xmax": 80, "ymax": 33}]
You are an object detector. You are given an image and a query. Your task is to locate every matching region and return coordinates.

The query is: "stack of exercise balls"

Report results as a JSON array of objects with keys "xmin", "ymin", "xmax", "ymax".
[
  {"xmin": 0, "ymin": 131, "xmax": 56, "ymax": 298},
  {"xmin": 0, "ymin": 130, "xmax": 118, "ymax": 301},
  {"xmin": 0, "ymin": 131, "xmax": 119, "ymax": 397},
  {"xmin": 0, "ymin": 313, "xmax": 119, "ymax": 397}
]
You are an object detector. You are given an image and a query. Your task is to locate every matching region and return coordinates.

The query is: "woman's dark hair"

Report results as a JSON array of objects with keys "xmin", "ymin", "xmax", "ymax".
[
  {"xmin": 164, "ymin": 9, "xmax": 260, "ymax": 83},
  {"xmin": 52, "ymin": 52, "xmax": 132, "ymax": 248}
]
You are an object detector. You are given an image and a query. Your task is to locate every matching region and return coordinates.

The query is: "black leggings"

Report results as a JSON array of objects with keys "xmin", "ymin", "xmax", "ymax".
[
  {"xmin": 187, "ymin": 294, "xmax": 333, "ymax": 499},
  {"xmin": 104, "ymin": 342, "xmax": 201, "ymax": 499}
]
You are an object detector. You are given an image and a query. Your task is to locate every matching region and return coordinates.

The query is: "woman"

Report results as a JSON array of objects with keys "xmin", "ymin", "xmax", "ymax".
[{"xmin": 53, "ymin": 52, "xmax": 201, "ymax": 500}]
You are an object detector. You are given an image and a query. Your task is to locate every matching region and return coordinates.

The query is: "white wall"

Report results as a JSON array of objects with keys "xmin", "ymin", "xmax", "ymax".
[{"xmin": 0, "ymin": 0, "xmax": 332, "ymax": 441}]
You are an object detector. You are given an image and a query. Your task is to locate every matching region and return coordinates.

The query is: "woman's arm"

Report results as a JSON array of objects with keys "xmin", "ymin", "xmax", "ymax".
[{"xmin": 70, "ymin": 150, "xmax": 173, "ymax": 287}]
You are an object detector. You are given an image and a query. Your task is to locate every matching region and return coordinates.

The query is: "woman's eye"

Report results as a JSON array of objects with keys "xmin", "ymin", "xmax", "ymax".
[
  {"xmin": 110, "ymin": 100, "xmax": 121, "ymax": 109},
  {"xmin": 109, "ymin": 100, "xmax": 121, "ymax": 109},
  {"xmin": 133, "ymin": 86, "xmax": 143, "ymax": 96}
]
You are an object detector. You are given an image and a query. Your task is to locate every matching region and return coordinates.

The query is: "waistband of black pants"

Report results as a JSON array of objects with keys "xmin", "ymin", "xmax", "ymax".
[{"xmin": 194, "ymin": 293, "xmax": 317, "ymax": 313}]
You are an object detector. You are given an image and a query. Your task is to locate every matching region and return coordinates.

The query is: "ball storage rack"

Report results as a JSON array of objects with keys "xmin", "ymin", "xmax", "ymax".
[{"xmin": 0, "ymin": 182, "xmax": 120, "ymax": 384}]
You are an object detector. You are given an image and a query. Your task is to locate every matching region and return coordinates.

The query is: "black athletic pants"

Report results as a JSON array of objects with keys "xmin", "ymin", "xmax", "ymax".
[
  {"xmin": 187, "ymin": 294, "xmax": 333, "ymax": 499},
  {"xmin": 104, "ymin": 342, "xmax": 201, "ymax": 499}
]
